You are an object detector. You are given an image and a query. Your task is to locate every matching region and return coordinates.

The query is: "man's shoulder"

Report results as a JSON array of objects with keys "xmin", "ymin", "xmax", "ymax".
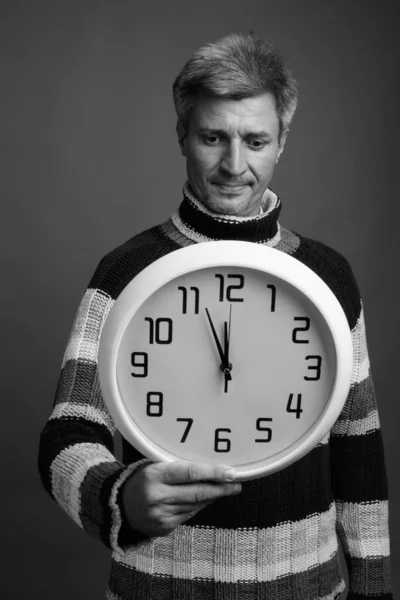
[
  {"xmin": 280, "ymin": 226, "xmax": 362, "ymax": 330},
  {"xmin": 88, "ymin": 224, "xmax": 179, "ymax": 299}
]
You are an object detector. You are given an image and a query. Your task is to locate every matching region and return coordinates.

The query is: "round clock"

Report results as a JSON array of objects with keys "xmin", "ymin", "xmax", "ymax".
[{"xmin": 98, "ymin": 241, "xmax": 353, "ymax": 481}]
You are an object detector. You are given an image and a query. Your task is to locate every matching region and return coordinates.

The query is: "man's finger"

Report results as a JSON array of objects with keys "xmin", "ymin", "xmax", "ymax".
[
  {"xmin": 165, "ymin": 482, "xmax": 242, "ymax": 505},
  {"xmin": 160, "ymin": 461, "xmax": 237, "ymax": 485},
  {"xmin": 167, "ymin": 501, "xmax": 214, "ymax": 515}
]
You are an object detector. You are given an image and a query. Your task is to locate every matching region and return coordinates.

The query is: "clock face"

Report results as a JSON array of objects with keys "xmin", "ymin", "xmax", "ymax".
[{"xmin": 99, "ymin": 242, "xmax": 352, "ymax": 480}]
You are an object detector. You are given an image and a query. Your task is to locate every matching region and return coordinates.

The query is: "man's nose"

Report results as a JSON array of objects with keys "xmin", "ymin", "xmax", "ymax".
[{"xmin": 220, "ymin": 142, "xmax": 247, "ymax": 177}]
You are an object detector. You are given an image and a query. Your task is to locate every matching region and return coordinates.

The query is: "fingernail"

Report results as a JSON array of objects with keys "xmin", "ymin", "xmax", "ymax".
[
  {"xmin": 224, "ymin": 468, "xmax": 236, "ymax": 481},
  {"xmin": 234, "ymin": 484, "xmax": 242, "ymax": 494}
]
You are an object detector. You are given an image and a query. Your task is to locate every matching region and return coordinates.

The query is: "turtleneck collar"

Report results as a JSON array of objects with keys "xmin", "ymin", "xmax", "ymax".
[{"xmin": 171, "ymin": 181, "xmax": 282, "ymax": 245}]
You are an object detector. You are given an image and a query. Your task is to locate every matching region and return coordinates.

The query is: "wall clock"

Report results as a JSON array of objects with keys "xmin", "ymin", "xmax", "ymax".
[{"xmin": 98, "ymin": 241, "xmax": 353, "ymax": 481}]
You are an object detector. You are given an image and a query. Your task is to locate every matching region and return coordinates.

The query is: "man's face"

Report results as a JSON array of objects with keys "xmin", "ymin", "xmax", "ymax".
[{"xmin": 178, "ymin": 93, "xmax": 288, "ymax": 217}]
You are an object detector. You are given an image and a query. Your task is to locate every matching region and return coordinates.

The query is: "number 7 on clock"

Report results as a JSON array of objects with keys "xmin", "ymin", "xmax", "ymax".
[{"xmin": 176, "ymin": 418, "xmax": 193, "ymax": 443}]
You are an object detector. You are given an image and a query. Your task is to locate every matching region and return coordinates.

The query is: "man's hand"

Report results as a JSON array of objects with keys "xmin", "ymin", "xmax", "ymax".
[{"xmin": 121, "ymin": 461, "xmax": 242, "ymax": 538}]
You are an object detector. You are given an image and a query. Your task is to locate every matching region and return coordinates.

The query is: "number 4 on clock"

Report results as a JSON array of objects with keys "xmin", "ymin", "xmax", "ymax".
[{"xmin": 287, "ymin": 393, "xmax": 303, "ymax": 419}]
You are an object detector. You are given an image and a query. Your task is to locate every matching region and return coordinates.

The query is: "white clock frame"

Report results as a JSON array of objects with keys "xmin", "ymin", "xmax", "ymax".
[{"xmin": 98, "ymin": 241, "xmax": 353, "ymax": 480}]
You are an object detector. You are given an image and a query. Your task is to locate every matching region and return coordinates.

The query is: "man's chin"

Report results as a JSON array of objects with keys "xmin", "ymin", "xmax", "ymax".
[{"xmin": 205, "ymin": 193, "xmax": 254, "ymax": 217}]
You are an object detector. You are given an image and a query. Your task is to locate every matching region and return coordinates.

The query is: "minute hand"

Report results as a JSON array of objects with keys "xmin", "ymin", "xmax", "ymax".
[{"xmin": 224, "ymin": 304, "xmax": 232, "ymax": 365}]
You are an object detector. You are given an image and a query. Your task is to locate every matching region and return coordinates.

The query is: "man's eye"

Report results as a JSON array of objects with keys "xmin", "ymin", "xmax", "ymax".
[
  {"xmin": 248, "ymin": 140, "xmax": 265, "ymax": 149},
  {"xmin": 203, "ymin": 136, "xmax": 219, "ymax": 145}
]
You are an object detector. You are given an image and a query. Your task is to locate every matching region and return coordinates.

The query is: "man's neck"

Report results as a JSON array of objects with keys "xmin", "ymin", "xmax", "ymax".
[
  {"xmin": 184, "ymin": 182, "xmax": 275, "ymax": 220},
  {"xmin": 166, "ymin": 182, "xmax": 282, "ymax": 245}
]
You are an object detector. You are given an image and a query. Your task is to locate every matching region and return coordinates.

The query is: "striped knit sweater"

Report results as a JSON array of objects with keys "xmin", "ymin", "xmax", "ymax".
[{"xmin": 38, "ymin": 184, "xmax": 392, "ymax": 600}]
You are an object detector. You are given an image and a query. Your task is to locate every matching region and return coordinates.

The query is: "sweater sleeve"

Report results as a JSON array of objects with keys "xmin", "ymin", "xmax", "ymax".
[
  {"xmin": 330, "ymin": 303, "xmax": 393, "ymax": 599},
  {"xmin": 37, "ymin": 284, "xmax": 151, "ymax": 552}
]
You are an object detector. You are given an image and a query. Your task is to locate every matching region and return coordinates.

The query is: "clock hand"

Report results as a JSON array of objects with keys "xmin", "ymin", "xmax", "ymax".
[
  {"xmin": 223, "ymin": 306, "xmax": 233, "ymax": 393},
  {"xmin": 205, "ymin": 307, "xmax": 233, "ymax": 393},
  {"xmin": 224, "ymin": 304, "xmax": 232, "ymax": 364},
  {"xmin": 205, "ymin": 308, "xmax": 226, "ymax": 365},
  {"xmin": 222, "ymin": 350, "xmax": 232, "ymax": 393}
]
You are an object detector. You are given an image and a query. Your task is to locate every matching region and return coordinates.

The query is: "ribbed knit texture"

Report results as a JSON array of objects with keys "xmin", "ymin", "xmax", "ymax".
[{"xmin": 38, "ymin": 184, "xmax": 392, "ymax": 600}]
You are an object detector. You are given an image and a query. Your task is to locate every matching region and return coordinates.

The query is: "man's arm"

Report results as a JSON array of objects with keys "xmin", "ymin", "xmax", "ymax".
[
  {"xmin": 37, "ymin": 285, "xmax": 146, "ymax": 551},
  {"xmin": 330, "ymin": 304, "xmax": 392, "ymax": 600},
  {"xmin": 38, "ymin": 280, "xmax": 240, "ymax": 552}
]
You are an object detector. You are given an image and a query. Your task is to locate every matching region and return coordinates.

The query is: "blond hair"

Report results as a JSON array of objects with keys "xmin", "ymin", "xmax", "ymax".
[{"xmin": 173, "ymin": 33, "xmax": 298, "ymax": 138}]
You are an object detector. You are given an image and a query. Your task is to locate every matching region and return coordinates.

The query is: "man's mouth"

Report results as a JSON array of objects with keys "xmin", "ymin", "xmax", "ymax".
[{"xmin": 214, "ymin": 183, "xmax": 248, "ymax": 193}]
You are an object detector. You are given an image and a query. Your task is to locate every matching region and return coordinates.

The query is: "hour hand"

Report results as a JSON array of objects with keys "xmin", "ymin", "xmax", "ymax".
[
  {"xmin": 205, "ymin": 308, "xmax": 225, "ymax": 364},
  {"xmin": 205, "ymin": 308, "xmax": 232, "ymax": 392}
]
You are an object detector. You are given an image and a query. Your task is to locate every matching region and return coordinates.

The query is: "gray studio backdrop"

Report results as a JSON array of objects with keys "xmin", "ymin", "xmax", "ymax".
[{"xmin": 2, "ymin": 1, "xmax": 399, "ymax": 598}]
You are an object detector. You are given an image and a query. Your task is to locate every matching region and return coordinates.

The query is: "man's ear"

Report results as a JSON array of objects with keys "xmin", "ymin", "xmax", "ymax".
[
  {"xmin": 276, "ymin": 128, "xmax": 289, "ymax": 164},
  {"xmin": 176, "ymin": 120, "xmax": 187, "ymax": 156}
]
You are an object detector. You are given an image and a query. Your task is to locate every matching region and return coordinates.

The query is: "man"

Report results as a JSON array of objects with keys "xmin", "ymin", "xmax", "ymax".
[{"xmin": 38, "ymin": 33, "xmax": 392, "ymax": 599}]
